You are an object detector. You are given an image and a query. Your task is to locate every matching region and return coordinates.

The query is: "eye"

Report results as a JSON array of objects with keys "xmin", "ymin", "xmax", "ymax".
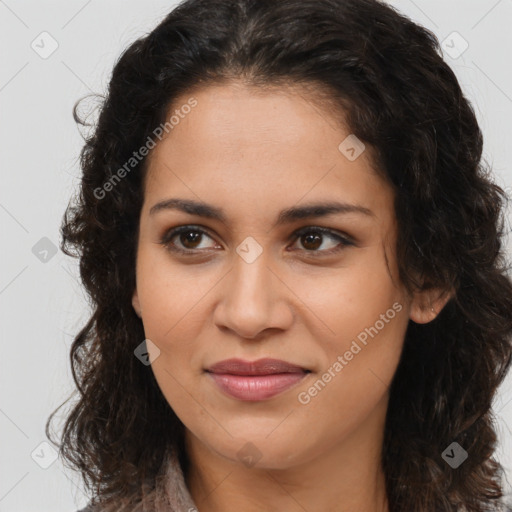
[
  {"xmin": 288, "ymin": 226, "xmax": 354, "ymax": 256},
  {"xmin": 159, "ymin": 225, "xmax": 219, "ymax": 254},
  {"xmin": 159, "ymin": 225, "xmax": 354, "ymax": 257}
]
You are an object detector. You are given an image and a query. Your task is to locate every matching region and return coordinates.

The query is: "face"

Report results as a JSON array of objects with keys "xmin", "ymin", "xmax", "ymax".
[{"xmin": 132, "ymin": 82, "xmax": 430, "ymax": 470}]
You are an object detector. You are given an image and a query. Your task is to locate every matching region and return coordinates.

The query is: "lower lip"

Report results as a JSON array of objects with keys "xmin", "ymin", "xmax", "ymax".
[{"xmin": 207, "ymin": 372, "xmax": 308, "ymax": 401}]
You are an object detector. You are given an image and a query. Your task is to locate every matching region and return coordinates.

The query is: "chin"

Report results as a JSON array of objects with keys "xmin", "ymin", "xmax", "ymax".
[{"xmin": 204, "ymin": 432, "xmax": 315, "ymax": 470}]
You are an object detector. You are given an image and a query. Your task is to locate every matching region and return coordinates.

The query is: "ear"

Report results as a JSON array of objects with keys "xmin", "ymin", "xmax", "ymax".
[
  {"xmin": 409, "ymin": 287, "xmax": 453, "ymax": 324},
  {"xmin": 132, "ymin": 288, "xmax": 142, "ymax": 318}
]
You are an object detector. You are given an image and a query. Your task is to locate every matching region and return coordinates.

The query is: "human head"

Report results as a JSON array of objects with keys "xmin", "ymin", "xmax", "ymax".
[{"xmin": 48, "ymin": 0, "xmax": 512, "ymax": 510}]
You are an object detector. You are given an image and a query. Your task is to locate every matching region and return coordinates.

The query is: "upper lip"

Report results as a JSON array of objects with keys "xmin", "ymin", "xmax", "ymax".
[{"xmin": 206, "ymin": 358, "xmax": 309, "ymax": 375}]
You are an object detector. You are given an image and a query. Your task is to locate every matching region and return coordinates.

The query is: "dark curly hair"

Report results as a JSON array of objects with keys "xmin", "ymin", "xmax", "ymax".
[{"xmin": 46, "ymin": 0, "xmax": 512, "ymax": 510}]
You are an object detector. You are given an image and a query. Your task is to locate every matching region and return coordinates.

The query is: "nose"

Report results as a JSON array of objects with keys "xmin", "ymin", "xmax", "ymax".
[{"xmin": 213, "ymin": 247, "xmax": 294, "ymax": 340}]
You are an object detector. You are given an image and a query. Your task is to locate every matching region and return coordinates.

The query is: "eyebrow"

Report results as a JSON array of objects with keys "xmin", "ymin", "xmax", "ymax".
[{"xmin": 149, "ymin": 198, "xmax": 374, "ymax": 227}]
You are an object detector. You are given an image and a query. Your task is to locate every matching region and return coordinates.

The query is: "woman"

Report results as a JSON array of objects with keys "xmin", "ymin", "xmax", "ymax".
[{"xmin": 47, "ymin": 0, "xmax": 512, "ymax": 510}]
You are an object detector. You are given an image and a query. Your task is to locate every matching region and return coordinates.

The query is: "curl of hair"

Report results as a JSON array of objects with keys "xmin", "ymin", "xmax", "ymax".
[{"xmin": 47, "ymin": 0, "xmax": 512, "ymax": 510}]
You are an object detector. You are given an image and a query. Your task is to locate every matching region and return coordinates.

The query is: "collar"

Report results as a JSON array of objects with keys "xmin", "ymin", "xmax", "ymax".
[{"xmin": 154, "ymin": 444, "xmax": 198, "ymax": 512}]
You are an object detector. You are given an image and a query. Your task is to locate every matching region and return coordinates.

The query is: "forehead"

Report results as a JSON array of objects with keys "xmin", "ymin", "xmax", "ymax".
[{"xmin": 143, "ymin": 82, "xmax": 393, "ymax": 220}]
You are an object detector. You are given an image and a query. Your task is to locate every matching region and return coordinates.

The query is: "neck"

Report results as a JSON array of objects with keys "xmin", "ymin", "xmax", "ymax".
[{"xmin": 184, "ymin": 398, "xmax": 390, "ymax": 512}]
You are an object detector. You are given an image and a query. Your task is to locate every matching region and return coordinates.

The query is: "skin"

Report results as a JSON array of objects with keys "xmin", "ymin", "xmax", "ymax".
[{"xmin": 132, "ymin": 82, "xmax": 450, "ymax": 512}]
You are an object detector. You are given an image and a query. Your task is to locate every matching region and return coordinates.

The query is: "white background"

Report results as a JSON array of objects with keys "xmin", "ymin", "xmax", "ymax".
[{"xmin": 0, "ymin": 1, "xmax": 511, "ymax": 510}]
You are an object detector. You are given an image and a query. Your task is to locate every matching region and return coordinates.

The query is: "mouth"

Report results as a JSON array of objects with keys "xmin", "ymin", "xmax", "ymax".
[{"xmin": 205, "ymin": 358, "xmax": 311, "ymax": 401}]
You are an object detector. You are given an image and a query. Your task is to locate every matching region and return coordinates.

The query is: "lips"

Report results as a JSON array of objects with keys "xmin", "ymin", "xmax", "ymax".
[
  {"xmin": 206, "ymin": 358, "xmax": 309, "ymax": 376},
  {"xmin": 205, "ymin": 358, "xmax": 310, "ymax": 401}
]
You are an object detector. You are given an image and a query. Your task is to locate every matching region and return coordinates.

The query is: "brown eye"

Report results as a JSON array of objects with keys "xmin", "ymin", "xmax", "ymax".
[
  {"xmin": 290, "ymin": 227, "xmax": 354, "ymax": 256},
  {"xmin": 160, "ymin": 226, "xmax": 218, "ymax": 254}
]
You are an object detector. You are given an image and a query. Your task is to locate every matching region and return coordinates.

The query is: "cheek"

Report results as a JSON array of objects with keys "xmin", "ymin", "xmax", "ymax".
[
  {"xmin": 288, "ymin": 249, "xmax": 403, "ymax": 345},
  {"xmin": 289, "ymin": 251, "xmax": 407, "ymax": 407},
  {"xmin": 135, "ymin": 246, "xmax": 216, "ymax": 341},
  {"xmin": 134, "ymin": 254, "xmax": 207, "ymax": 391}
]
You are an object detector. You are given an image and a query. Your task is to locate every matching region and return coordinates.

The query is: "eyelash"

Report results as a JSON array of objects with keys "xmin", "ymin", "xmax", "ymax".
[{"xmin": 158, "ymin": 224, "xmax": 354, "ymax": 258}]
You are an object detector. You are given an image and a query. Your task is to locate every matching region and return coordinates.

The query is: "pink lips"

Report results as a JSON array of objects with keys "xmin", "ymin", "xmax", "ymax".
[{"xmin": 206, "ymin": 358, "xmax": 310, "ymax": 401}]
